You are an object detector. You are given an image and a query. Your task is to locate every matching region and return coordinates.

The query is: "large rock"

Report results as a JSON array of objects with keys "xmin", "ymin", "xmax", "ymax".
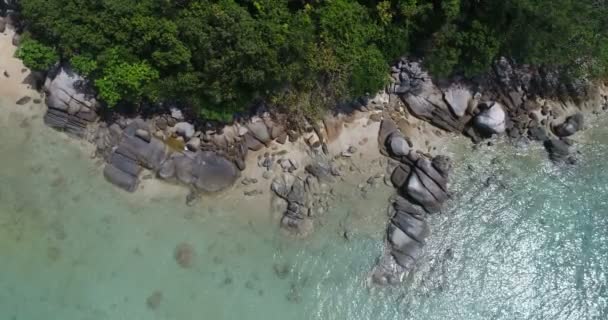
[
  {"xmin": 43, "ymin": 108, "xmax": 89, "ymax": 137},
  {"xmin": 391, "ymin": 165, "xmax": 411, "ymax": 189},
  {"xmin": 431, "ymin": 155, "xmax": 452, "ymax": 177},
  {"xmin": 247, "ymin": 120, "xmax": 271, "ymax": 144},
  {"xmin": 474, "ymin": 102, "xmax": 506, "ymax": 135},
  {"xmin": 544, "ymin": 139, "xmax": 570, "ymax": 162},
  {"xmin": 393, "ymin": 196, "xmax": 427, "ymax": 221},
  {"xmin": 0, "ymin": 18, "xmax": 6, "ymax": 33},
  {"xmin": 271, "ymin": 174, "xmax": 295, "ymax": 199},
  {"xmin": 173, "ymin": 154, "xmax": 195, "ymax": 184},
  {"xmin": 103, "ymin": 164, "xmax": 139, "ymax": 192},
  {"xmin": 416, "ymin": 158, "xmax": 448, "ymax": 192},
  {"xmin": 244, "ymin": 132, "xmax": 264, "ymax": 151},
  {"xmin": 191, "ymin": 151, "xmax": 239, "ymax": 193},
  {"xmin": 378, "ymin": 118, "xmax": 399, "ymax": 154},
  {"xmin": 159, "ymin": 157, "xmax": 177, "ymax": 180},
  {"xmin": 174, "ymin": 122, "xmax": 195, "ymax": 139},
  {"xmin": 444, "ymin": 86, "xmax": 472, "ymax": 117},
  {"xmin": 554, "ymin": 113, "xmax": 583, "ymax": 137},
  {"xmin": 529, "ymin": 126, "xmax": 549, "ymax": 141},
  {"xmin": 116, "ymin": 134, "xmax": 168, "ymax": 170},
  {"xmin": 45, "ymin": 65, "xmax": 97, "ymax": 116},
  {"xmin": 391, "ymin": 212, "xmax": 429, "ymax": 243},
  {"xmin": 109, "ymin": 152, "xmax": 141, "ymax": 177},
  {"xmin": 305, "ymin": 159, "xmax": 333, "ymax": 182},
  {"xmin": 388, "ymin": 223, "xmax": 425, "ymax": 257},
  {"xmin": 388, "ymin": 133, "xmax": 410, "ymax": 157}
]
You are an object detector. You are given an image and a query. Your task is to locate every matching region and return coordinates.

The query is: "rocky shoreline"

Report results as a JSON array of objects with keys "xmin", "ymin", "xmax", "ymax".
[{"xmin": 2, "ymin": 15, "xmax": 608, "ymax": 286}]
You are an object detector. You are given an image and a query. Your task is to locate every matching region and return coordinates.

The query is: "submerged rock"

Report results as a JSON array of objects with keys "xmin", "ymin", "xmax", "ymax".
[
  {"xmin": 544, "ymin": 139, "xmax": 571, "ymax": 162},
  {"xmin": 146, "ymin": 291, "xmax": 163, "ymax": 310},
  {"xmin": 529, "ymin": 126, "xmax": 549, "ymax": 141},
  {"xmin": 174, "ymin": 242, "xmax": 195, "ymax": 268},
  {"xmin": 103, "ymin": 164, "xmax": 138, "ymax": 192},
  {"xmin": 15, "ymin": 96, "xmax": 31, "ymax": 105},
  {"xmin": 554, "ymin": 113, "xmax": 584, "ymax": 137}
]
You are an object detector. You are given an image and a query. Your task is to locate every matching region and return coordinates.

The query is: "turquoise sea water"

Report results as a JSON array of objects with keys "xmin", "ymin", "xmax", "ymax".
[{"xmin": 0, "ymin": 100, "xmax": 607, "ymax": 320}]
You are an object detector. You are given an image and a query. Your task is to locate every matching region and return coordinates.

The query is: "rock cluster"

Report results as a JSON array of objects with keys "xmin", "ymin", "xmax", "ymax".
[
  {"xmin": 103, "ymin": 120, "xmax": 169, "ymax": 192},
  {"xmin": 92, "ymin": 117, "xmax": 239, "ymax": 193},
  {"xmin": 43, "ymin": 65, "xmax": 99, "ymax": 137},
  {"xmin": 388, "ymin": 59, "xmax": 469, "ymax": 132},
  {"xmin": 388, "ymin": 57, "xmax": 603, "ymax": 164},
  {"xmin": 270, "ymin": 154, "xmax": 340, "ymax": 237},
  {"xmin": 371, "ymin": 119, "xmax": 452, "ymax": 285}
]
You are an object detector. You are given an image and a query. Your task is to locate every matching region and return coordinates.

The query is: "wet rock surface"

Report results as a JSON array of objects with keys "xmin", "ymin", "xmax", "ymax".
[{"xmin": 371, "ymin": 120, "xmax": 452, "ymax": 285}]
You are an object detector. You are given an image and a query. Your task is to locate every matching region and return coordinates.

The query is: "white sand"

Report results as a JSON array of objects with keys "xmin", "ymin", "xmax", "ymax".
[{"xmin": 0, "ymin": 27, "xmax": 42, "ymax": 113}]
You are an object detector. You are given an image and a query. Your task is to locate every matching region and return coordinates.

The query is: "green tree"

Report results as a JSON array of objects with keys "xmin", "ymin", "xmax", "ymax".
[
  {"xmin": 16, "ymin": 38, "xmax": 59, "ymax": 71},
  {"xmin": 94, "ymin": 48, "xmax": 159, "ymax": 107}
]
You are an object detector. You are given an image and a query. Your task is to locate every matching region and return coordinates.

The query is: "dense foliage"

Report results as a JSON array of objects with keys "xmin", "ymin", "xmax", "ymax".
[
  {"xmin": 17, "ymin": 0, "xmax": 608, "ymax": 121},
  {"xmin": 16, "ymin": 37, "xmax": 58, "ymax": 71}
]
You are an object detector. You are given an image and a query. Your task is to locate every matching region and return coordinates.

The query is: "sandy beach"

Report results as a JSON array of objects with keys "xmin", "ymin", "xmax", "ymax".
[{"xmin": 0, "ymin": 20, "xmax": 455, "ymax": 227}]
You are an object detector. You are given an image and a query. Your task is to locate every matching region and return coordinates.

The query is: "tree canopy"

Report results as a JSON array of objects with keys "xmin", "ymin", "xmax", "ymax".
[{"xmin": 17, "ymin": 0, "xmax": 608, "ymax": 121}]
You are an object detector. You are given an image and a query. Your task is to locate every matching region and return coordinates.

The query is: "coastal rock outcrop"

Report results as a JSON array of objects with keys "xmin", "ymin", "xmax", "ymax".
[
  {"xmin": 389, "ymin": 59, "xmax": 468, "ymax": 132},
  {"xmin": 371, "ymin": 119, "xmax": 452, "ymax": 285},
  {"xmin": 158, "ymin": 151, "xmax": 239, "ymax": 193},
  {"xmin": 272, "ymin": 175, "xmax": 313, "ymax": 237},
  {"xmin": 473, "ymin": 102, "xmax": 506, "ymax": 136},
  {"xmin": 43, "ymin": 65, "xmax": 98, "ymax": 137},
  {"xmin": 103, "ymin": 121, "xmax": 169, "ymax": 192}
]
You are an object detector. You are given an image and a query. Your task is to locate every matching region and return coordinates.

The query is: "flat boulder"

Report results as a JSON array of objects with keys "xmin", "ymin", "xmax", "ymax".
[
  {"xmin": 109, "ymin": 152, "xmax": 141, "ymax": 177},
  {"xmin": 117, "ymin": 134, "xmax": 168, "ymax": 170},
  {"xmin": 192, "ymin": 151, "xmax": 239, "ymax": 193},
  {"xmin": 390, "ymin": 165, "xmax": 411, "ymax": 189},
  {"xmin": 103, "ymin": 164, "xmax": 138, "ymax": 192},
  {"xmin": 444, "ymin": 86, "xmax": 472, "ymax": 117}
]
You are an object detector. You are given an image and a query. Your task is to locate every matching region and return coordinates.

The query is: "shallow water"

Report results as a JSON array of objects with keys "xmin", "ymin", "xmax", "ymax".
[{"xmin": 0, "ymin": 100, "xmax": 607, "ymax": 320}]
